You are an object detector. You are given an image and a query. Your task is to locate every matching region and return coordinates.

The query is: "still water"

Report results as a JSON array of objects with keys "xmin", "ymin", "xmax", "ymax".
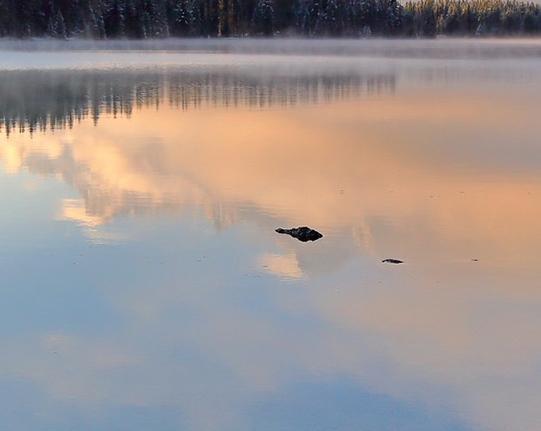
[{"xmin": 1, "ymin": 39, "xmax": 541, "ymax": 431}]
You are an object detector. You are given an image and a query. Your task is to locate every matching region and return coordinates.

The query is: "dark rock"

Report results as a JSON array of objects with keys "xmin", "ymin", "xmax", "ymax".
[
  {"xmin": 382, "ymin": 258, "xmax": 403, "ymax": 264},
  {"xmin": 275, "ymin": 226, "xmax": 323, "ymax": 242}
]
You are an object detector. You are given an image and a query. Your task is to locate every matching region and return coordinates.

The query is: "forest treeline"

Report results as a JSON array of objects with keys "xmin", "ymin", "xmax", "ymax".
[{"xmin": 1, "ymin": 0, "xmax": 541, "ymax": 39}]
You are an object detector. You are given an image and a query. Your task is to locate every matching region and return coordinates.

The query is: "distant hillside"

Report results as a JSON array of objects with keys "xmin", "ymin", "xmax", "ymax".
[{"xmin": 0, "ymin": 0, "xmax": 540, "ymax": 38}]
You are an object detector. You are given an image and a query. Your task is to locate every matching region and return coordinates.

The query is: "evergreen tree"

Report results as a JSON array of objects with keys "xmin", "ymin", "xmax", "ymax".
[
  {"xmin": 253, "ymin": 0, "xmax": 275, "ymax": 35},
  {"xmin": 0, "ymin": 0, "xmax": 540, "ymax": 38},
  {"xmin": 103, "ymin": 0, "xmax": 126, "ymax": 37},
  {"xmin": 47, "ymin": 10, "xmax": 67, "ymax": 37}
]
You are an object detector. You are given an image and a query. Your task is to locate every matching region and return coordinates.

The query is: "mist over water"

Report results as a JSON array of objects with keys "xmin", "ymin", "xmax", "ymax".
[
  {"xmin": 2, "ymin": 38, "xmax": 540, "ymax": 135},
  {"xmin": 1, "ymin": 39, "xmax": 541, "ymax": 431},
  {"xmin": 2, "ymin": 37, "xmax": 541, "ymax": 56}
]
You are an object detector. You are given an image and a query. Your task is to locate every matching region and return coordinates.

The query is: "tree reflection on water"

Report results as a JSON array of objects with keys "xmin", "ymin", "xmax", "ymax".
[{"xmin": 0, "ymin": 67, "xmax": 395, "ymax": 136}]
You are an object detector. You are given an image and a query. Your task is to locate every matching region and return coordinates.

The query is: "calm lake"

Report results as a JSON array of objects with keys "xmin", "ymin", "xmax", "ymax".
[{"xmin": 1, "ymin": 38, "xmax": 541, "ymax": 431}]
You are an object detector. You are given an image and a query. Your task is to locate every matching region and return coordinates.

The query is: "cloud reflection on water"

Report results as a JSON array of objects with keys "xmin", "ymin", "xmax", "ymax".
[
  {"xmin": 5, "ymin": 82, "xmax": 541, "ymax": 271},
  {"xmin": 1, "ymin": 44, "xmax": 541, "ymax": 431}
]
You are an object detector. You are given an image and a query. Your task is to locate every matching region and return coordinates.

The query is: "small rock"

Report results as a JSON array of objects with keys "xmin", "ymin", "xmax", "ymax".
[
  {"xmin": 382, "ymin": 258, "xmax": 403, "ymax": 264},
  {"xmin": 275, "ymin": 226, "xmax": 323, "ymax": 242}
]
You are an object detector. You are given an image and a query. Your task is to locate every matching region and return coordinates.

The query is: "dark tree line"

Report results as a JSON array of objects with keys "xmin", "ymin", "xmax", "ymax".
[
  {"xmin": 403, "ymin": 0, "xmax": 541, "ymax": 36},
  {"xmin": 0, "ymin": 0, "xmax": 540, "ymax": 38}
]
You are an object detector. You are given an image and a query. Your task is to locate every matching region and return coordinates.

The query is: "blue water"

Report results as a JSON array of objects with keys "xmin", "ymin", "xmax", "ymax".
[{"xmin": 1, "ymin": 39, "xmax": 541, "ymax": 431}]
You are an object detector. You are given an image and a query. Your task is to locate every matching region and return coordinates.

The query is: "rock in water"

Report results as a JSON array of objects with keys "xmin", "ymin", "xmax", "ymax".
[
  {"xmin": 275, "ymin": 226, "xmax": 323, "ymax": 242},
  {"xmin": 382, "ymin": 258, "xmax": 403, "ymax": 264}
]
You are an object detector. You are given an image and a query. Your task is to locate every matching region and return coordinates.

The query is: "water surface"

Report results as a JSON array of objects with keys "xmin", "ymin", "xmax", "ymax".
[{"xmin": 1, "ymin": 39, "xmax": 541, "ymax": 431}]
